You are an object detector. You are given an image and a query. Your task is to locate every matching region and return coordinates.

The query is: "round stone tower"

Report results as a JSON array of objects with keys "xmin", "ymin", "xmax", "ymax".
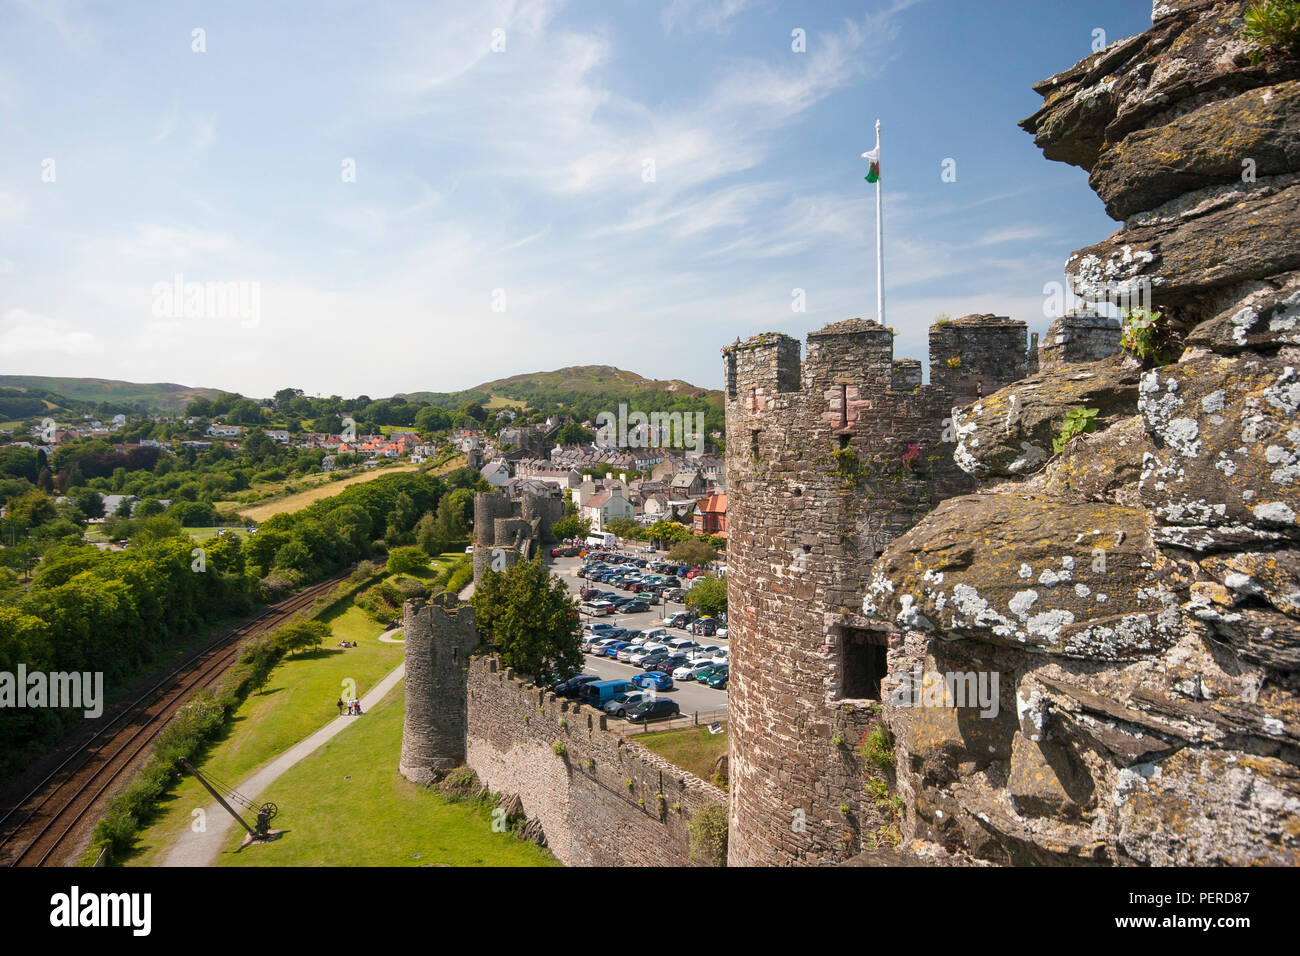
[
  {"xmin": 722, "ymin": 316, "xmax": 1029, "ymax": 865},
  {"xmin": 398, "ymin": 595, "xmax": 482, "ymax": 784}
]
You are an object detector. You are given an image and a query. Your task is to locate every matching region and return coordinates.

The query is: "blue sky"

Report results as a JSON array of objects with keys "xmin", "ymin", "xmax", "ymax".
[{"xmin": 0, "ymin": 0, "xmax": 1153, "ymax": 399}]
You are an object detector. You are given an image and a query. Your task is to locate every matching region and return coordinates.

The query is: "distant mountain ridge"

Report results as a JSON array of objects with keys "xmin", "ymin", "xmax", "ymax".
[{"xmin": 0, "ymin": 375, "xmax": 232, "ymax": 415}]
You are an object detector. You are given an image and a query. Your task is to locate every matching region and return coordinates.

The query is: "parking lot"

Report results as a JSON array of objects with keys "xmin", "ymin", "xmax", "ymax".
[{"xmin": 550, "ymin": 552, "xmax": 728, "ymax": 726}]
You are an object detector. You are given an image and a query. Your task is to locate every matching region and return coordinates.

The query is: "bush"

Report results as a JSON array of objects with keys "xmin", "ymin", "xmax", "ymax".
[
  {"xmin": 859, "ymin": 725, "xmax": 895, "ymax": 770},
  {"xmin": 1120, "ymin": 307, "xmax": 1175, "ymax": 366},
  {"xmin": 445, "ymin": 557, "xmax": 473, "ymax": 596},
  {"xmin": 386, "ymin": 546, "xmax": 429, "ymax": 575},
  {"xmin": 687, "ymin": 804, "xmax": 729, "ymax": 867},
  {"xmin": 1243, "ymin": 1, "xmax": 1300, "ymax": 62}
]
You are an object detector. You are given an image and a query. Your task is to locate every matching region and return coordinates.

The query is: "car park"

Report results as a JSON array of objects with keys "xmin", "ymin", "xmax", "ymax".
[{"xmin": 625, "ymin": 698, "xmax": 681, "ymax": 723}]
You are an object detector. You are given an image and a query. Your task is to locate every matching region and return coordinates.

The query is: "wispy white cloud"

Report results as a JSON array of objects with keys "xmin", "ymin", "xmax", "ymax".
[
  {"xmin": 0, "ymin": 308, "xmax": 98, "ymax": 357},
  {"xmin": 661, "ymin": 0, "xmax": 754, "ymax": 36}
]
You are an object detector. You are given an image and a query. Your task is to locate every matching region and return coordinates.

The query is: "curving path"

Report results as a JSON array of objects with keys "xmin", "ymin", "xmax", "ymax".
[
  {"xmin": 161, "ymin": 661, "xmax": 405, "ymax": 867},
  {"xmin": 377, "ymin": 626, "xmax": 404, "ymax": 644}
]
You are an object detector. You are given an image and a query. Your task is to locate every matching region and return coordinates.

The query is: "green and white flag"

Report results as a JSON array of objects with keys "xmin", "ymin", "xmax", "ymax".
[{"xmin": 862, "ymin": 146, "xmax": 880, "ymax": 183}]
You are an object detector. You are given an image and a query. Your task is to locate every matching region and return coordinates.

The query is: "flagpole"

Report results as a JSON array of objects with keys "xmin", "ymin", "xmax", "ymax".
[{"xmin": 875, "ymin": 118, "xmax": 884, "ymax": 326}]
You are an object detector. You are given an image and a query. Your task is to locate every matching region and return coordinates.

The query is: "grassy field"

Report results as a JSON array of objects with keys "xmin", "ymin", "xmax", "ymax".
[
  {"xmin": 123, "ymin": 598, "xmax": 404, "ymax": 866},
  {"xmin": 216, "ymin": 681, "xmax": 557, "ymax": 867},
  {"xmin": 235, "ymin": 465, "xmax": 419, "ymax": 523},
  {"xmin": 637, "ymin": 725, "xmax": 729, "ymax": 782}
]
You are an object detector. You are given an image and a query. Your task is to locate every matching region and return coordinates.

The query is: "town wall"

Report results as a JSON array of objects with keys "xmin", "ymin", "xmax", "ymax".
[{"xmin": 465, "ymin": 656, "xmax": 728, "ymax": 866}]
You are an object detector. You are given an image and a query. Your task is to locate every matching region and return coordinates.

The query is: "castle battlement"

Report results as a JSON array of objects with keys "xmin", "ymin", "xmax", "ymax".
[{"xmin": 723, "ymin": 315, "xmax": 1029, "ymax": 433}]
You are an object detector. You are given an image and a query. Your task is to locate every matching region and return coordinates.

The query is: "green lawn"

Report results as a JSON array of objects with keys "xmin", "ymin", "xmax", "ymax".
[
  {"xmin": 123, "ymin": 600, "xmax": 403, "ymax": 865},
  {"xmin": 186, "ymin": 526, "xmax": 251, "ymax": 541},
  {"xmin": 637, "ymin": 725, "xmax": 729, "ymax": 782},
  {"xmin": 216, "ymin": 681, "xmax": 558, "ymax": 867}
]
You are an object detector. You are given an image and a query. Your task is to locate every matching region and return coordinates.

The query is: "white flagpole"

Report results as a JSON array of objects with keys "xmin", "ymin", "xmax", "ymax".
[{"xmin": 875, "ymin": 118, "xmax": 884, "ymax": 326}]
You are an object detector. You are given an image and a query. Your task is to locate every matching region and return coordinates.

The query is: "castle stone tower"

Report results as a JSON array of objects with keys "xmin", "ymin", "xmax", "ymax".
[
  {"xmin": 398, "ymin": 595, "xmax": 481, "ymax": 785},
  {"xmin": 472, "ymin": 490, "xmax": 563, "ymax": 584},
  {"xmin": 722, "ymin": 316, "xmax": 1029, "ymax": 865},
  {"xmin": 1037, "ymin": 311, "xmax": 1121, "ymax": 369}
]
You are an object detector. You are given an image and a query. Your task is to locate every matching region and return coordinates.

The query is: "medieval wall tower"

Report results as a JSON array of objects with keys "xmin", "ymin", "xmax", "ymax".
[
  {"xmin": 398, "ymin": 595, "xmax": 481, "ymax": 785},
  {"xmin": 471, "ymin": 491, "xmax": 565, "ymax": 584},
  {"xmin": 722, "ymin": 315, "xmax": 1030, "ymax": 865}
]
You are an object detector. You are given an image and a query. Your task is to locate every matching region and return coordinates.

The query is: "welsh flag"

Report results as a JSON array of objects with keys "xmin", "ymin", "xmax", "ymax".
[{"xmin": 862, "ymin": 147, "xmax": 880, "ymax": 183}]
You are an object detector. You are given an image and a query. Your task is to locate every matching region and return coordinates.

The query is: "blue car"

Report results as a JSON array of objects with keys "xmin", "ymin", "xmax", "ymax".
[
  {"xmin": 633, "ymin": 671, "xmax": 674, "ymax": 691},
  {"xmin": 604, "ymin": 641, "xmax": 632, "ymax": 658}
]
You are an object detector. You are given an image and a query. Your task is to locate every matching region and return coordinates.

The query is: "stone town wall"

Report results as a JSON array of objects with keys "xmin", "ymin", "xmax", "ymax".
[{"xmin": 465, "ymin": 656, "xmax": 728, "ymax": 866}]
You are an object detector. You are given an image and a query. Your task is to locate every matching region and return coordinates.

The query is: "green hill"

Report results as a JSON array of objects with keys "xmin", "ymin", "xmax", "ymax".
[
  {"xmin": 397, "ymin": 365, "xmax": 722, "ymax": 412},
  {"xmin": 0, "ymin": 375, "xmax": 232, "ymax": 416}
]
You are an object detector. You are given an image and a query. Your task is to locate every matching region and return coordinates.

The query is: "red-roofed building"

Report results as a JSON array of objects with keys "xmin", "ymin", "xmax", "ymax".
[{"xmin": 693, "ymin": 493, "xmax": 727, "ymax": 538}]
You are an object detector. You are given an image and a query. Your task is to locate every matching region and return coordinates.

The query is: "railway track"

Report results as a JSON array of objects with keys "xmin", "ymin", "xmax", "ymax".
[{"xmin": 0, "ymin": 572, "xmax": 351, "ymax": 867}]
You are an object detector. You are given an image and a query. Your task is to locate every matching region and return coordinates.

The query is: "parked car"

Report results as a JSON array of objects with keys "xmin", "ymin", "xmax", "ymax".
[
  {"xmin": 640, "ymin": 653, "xmax": 688, "ymax": 673},
  {"xmin": 705, "ymin": 665, "xmax": 729, "ymax": 689},
  {"xmin": 628, "ymin": 647, "xmax": 656, "ymax": 665},
  {"xmin": 582, "ymin": 679, "xmax": 637, "ymax": 707},
  {"xmin": 552, "ymin": 674, "xmax": 600, "ymax": 697},
  {"xmin": 632, "ymin": 671, "xmax": 674, "ymax": 691},
  {"xmin": 583, "ymin": 622, "xmax": 618, "ymax": 636},
  {"xmin": 710, "ymin": 649, "xmax": 730, "ymax": 666},
  {"xmin": 673, "ymin": 661, "xmax": 714, "ymax": 682},
  {"xmin": 603, "ymin": 692, "xmax": 648, "ymax": 717},
  {"xmin": 626, "ymin": 698, "xmax": 681, "ymax": 722},
  {"xmin": 621, "ymin": 601, "xmax": 650, "ymax": 614},
  {"xmin": 603, "ymin": 641, "xmax": 632, "ymax": 658}
]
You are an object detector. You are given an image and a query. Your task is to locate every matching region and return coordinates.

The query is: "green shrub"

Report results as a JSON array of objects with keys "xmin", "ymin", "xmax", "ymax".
[
  {"xmin": 1120, "ymin": 307, "xmax": 1175, "ymax": 366},
  {"xmin": 552, "ymin": 739, "xmax": 567, "ymax": 757},
  {"xmin": 1052, "ymin": 406, "xmax": 1100, "ymax": 454},
  {"xmin": 1243, "ymin": 1, "xmax": 1300, "ymax": 63},
  {"xmin": 859, "ymin": 725, "xmax": 895, "ymax": 770},
  {"xmin": 687, "ymin": 804, "xmax": 729, "ymax": 867}
]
